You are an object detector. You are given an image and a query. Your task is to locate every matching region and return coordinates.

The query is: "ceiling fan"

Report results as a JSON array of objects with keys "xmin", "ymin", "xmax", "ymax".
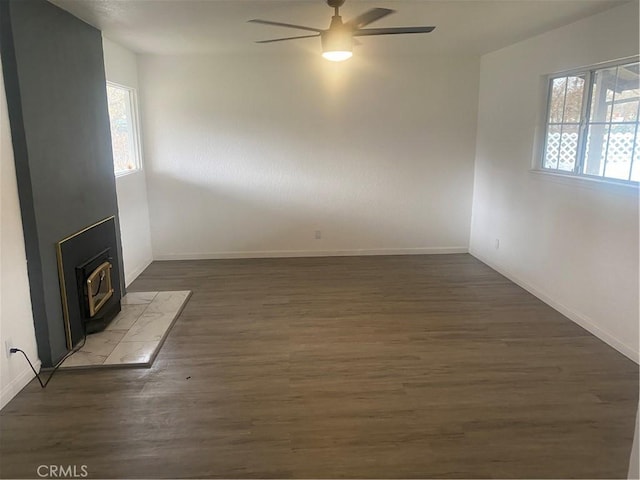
[{"xmin": 249, "ymin": 0, "xmax": 436, "ymax": 62}]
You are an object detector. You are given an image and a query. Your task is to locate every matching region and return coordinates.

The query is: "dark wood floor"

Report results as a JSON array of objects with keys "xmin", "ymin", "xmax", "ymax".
[{"xmin": 1, "ymin": 254, "xmax": 637, "ymax": 479}]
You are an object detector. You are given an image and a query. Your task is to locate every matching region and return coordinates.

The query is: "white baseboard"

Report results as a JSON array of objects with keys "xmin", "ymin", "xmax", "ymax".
[
  {"xmin": 470, "ymin": 249, "xmax": 639, "ymax": 364},
  {"xmin": 154, "ymin": 246, "xmax": 469, "ymax": 261},
  {"xmin": 0, "ymin": 359, "xmax": 41, "ymax": 411},
  {"xmin": 124, "ymin": 257, "xmax": 153, "ymax": 287}
]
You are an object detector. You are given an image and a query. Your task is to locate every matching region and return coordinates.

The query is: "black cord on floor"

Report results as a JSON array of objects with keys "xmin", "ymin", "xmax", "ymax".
[{"xmin": 11, "ymin": 327, "xmax": 87, "ymax": 389}]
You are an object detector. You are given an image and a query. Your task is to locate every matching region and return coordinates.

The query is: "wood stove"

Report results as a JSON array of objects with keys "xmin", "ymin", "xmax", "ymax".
[
  {"xmin": 75, "ymin": 248, "xmax": 118, "ymax": 334},
  {"xmin": 56, "ymin": 216, "xmax": 122, "ymax": 348}
]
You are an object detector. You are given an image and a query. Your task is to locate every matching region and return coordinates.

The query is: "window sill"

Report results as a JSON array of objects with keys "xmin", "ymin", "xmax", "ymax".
[
  {"xmin": 529, "ymin": 169, "xmax": 639, "ymax": 196},
  {"xmin": 115, "ymin": 169, "xmax": 142, "ymax": 179}
]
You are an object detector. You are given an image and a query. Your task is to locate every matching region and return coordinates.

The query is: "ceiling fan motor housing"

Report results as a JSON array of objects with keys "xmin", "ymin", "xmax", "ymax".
[
  {"xmin": 321, "ymin": 26, "xmax": 353, "ymax": 54},
  {"xmin": 327, "ymin": 0, "xmax": 346, "ymax": 8}
]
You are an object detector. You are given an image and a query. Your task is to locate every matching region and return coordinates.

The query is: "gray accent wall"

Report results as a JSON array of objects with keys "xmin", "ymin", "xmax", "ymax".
[{"xmin": 0, "ymin": 0, "xmax": 124, "ymax": 366}]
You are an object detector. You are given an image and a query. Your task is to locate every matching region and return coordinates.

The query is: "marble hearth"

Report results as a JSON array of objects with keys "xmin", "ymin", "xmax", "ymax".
[{"xmin": 60, "ymin": 290, "xmax": 191, "ymax": 368}]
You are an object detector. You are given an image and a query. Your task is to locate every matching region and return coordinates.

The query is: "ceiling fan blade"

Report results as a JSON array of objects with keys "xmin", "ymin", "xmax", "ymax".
[
  {"xmin": 255, "ymin": 34, "xmax": 320, "ymax": 44},
  {"xmin": 354, "ymin": 26, "xmax": 436, "ymax": 36},
  {"xmin": 248, "ymin": 19, "xmax": 322, "ymax": 33},
  {"xmin": 346, "ymin": 8, "xmax": 395, "ymax": 29}
]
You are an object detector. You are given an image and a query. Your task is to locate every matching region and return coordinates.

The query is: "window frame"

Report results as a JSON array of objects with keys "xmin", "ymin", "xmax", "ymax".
[
  {"xmin": 537, "ymin": 56, "xmax": 640, "ymax": 186},
  {"xmin": 106, "ymin": 81, "xmax": 144, "ymax": 178}
]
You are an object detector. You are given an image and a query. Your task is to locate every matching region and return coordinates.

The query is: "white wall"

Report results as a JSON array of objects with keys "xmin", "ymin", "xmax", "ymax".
[
  {"xmin": 102, "ymin": 37, "xmax": 153, "ymax": 286},
  {"xmin": 138, "ymin": 53, "xmax": 479, "ymax": 259},
  {"xmin": 0, "ymin": 59, "xmax": 40, "ymax": 410},
  {"xmin": 470, "ymin": 2, "xmax": 639, "ymax": 362}
]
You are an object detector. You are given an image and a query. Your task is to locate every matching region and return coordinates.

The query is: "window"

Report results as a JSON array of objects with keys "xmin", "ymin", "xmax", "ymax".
[
  {"xmin": 106, "ymin": 82, "xmax": 142, "ymax": 176},
  {"xmin": 542, "ymin": 58, "xmax": 640, "ymax": 183}
]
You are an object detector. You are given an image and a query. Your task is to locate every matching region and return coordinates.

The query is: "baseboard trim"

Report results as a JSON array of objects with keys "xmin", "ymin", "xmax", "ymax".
[
  {"xmin": 0, "ymin": 359, "xmax": 41, "ymax": 410},
  {"xmin": 154, "ymin": 246, "xmax": 469, "ymax": 261},
  {"xmin": 124, "ymin": 257, "xmax": 153, "ymax": 288},
  {"xmin": 470, "ymin": 249, "xmax": 639, "ymax": 364}
]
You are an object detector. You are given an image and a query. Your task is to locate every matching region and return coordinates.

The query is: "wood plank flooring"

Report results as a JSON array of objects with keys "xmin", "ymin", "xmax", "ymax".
[{"xmin": 1, "ymin": 254, "xmax": 637, "ymax": 478}]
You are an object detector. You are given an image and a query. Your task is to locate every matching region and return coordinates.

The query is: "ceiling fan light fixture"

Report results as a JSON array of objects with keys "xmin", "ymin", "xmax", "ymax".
[
  {"xmin": 321, "ymin": 29, "xmax": 353, "ymax": 62},
  {"xmin": 322, "ymin": 50, "xmax": 353, "ymax": 62}
]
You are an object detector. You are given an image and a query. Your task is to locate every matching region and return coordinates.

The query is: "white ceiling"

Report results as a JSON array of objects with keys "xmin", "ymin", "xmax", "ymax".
[{"xmin": 49, "ymin": 0, "xmax": 629, "ymax": 56}]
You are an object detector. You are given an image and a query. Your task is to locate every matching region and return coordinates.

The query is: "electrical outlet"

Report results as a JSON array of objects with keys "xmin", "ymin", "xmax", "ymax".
[
  {"xmin": 315, "ymin": 230, "xmax": 322, "ymax": 240},
  {"xmin": 495, "ymin": 239, "xmax": 500, "ymax": 249},
  {"xmin": 4, "ymin": 339, "xmax": 14, "ymax": 359}
]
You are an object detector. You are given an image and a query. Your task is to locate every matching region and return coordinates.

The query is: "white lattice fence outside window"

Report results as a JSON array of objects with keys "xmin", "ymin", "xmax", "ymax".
[
  {"xmin": 606, "ymin": 132, "xmax": 636, "ymax": 162},
  {"xmin": 546, "ymin": 132, "xmax": 578, "ymax": 169},
  {"xmin": 546, "ymin": 132, "xmax": 636, "ymax": 169}
]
